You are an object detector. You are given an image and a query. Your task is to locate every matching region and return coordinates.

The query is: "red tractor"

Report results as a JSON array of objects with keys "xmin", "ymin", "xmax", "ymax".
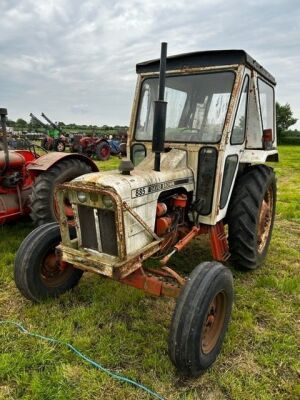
[
  {"xmin": 70, "ymin": 134, "xmax": 111, "ymax": 161},
  {"xmin": 0, "ymin": 108, "xmax": 98, "ymax": 225}
]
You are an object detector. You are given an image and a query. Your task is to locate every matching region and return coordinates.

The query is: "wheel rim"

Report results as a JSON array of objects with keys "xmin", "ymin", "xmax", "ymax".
[
  {"xmin": 201, "ymin": 291, "xmax": 227, "ymax": 354},
  {"xmin": 40, "ymin": 250, "xmax": 73, "ymax": 287},
  {"xmin": 57, "ymin": 142, "xmax": 64, "ymax": 151},
  {"xmin": 257, "ymin": 185, "xmax": 274, "ymax": 253},
  {"xmin": 101, "ymin": 146, "xmax": 109, "ymax": 158}
]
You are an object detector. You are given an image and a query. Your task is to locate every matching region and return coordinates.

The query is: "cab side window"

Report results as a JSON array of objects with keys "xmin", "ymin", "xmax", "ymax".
[
  {"xmin": 257, "ymin": 78, "xmax": 274, "ymax": 133},
  {"xmin": 231, "ymin": 75, "xmax": 249, "ymax": 144}
]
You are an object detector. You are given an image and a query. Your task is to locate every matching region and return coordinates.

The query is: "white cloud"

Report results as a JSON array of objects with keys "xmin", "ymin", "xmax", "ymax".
[{"xmin": 0, "ymin": 0, "xmax": 299, "ymax": 128}]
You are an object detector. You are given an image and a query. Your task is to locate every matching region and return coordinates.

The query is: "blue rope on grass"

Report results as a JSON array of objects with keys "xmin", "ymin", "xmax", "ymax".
[{"xmin": 0, "ymin": 320, "xmax": 165, "ymax": 400}]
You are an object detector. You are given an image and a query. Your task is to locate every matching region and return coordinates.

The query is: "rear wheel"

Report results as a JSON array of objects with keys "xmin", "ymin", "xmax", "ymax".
[
  {"xmin": 14, "ymin": 223, "xmax": 83, "ymax": 302},
  {"xmin": 96, "ymin": 141, "xmax": 110, "ymax": 161},
  {"xmin": 169, "ymin": 261, "xmax": 233, "ymax": 376},
  {"xmin": 30, "ymin": 158, "xmax": 92, "ymax": 225},
  {"xmin": 227, "ymin": 165, "xmax": 276, "ymax": 270}
]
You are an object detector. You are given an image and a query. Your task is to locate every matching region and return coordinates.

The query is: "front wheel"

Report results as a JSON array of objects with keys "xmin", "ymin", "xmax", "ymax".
[
  {"xmin": 168, "ymin": 261, "xmax": 233, "ymax": 376},
  {"xmin": 14, "ymin": 223, "xmax": 83, "ymax": 302}
]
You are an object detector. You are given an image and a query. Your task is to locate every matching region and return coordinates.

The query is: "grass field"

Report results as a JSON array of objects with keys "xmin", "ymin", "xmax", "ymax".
[{"xmin": 0, "ymin": 146, "xmax": 299, "ymax": 400}]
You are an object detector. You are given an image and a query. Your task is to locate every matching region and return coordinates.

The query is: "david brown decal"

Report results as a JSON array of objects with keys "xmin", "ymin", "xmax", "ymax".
[{"xmin": 132, "ymin": 177, "xmax": 194, "ymax": 198}]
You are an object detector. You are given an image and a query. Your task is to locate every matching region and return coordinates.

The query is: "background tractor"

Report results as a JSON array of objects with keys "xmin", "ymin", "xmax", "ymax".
[
  {"xmin": 70, "ymin": 134, "xmax": 126, "ymax": 160},
  {"xmin": 75, "ymin": 135, "xmax": 111, "ymax": 160},
  {"xmin": 15, "ymin": 43, "xmax": 278, "ymax": 376},
  {"xmin": 0, "ymin": 108, "xmax": 98, "ymax": 225},
  {"xmin": 40, "ymin": 112, "xmax": 67, "ymax": 152},
  {"xmin": 30, "ymin": 112, "xmax": 66, "ymax": 152}
]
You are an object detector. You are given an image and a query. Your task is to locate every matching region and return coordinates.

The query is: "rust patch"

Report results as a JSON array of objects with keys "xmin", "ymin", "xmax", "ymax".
[{"xmin": 120, "ymin": 267, "xmax": 182, "ymax": 298}]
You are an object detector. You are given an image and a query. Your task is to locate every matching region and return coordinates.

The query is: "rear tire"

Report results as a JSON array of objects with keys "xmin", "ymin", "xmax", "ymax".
[
  {"xmin": 14, "ymin": 223, "xmax": 83, "ymax": 302},
  {"xmin": 169, "ymin": 261, "xmax": 233, "ymax": 376},
  {"xmin": 96, "ymin": 141, "xmax": 110, "ymax": 161},
  {"xmin": 30, "ymin": 158, "xmax": 92, "ymax": 225},
  {"xmin": 227, "ymin": 165, "xmax": 276, "ymax": 270}
]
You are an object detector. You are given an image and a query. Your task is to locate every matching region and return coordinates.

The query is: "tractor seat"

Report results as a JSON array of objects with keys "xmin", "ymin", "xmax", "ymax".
[{"xmin": 0, "ymin": 150, "xmax": 25, "ymax": 170}]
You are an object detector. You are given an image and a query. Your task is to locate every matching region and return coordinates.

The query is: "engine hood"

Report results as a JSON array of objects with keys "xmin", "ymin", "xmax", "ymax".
[{"xmin": 72, "ymin": 149, "xmax": 194, "ymax": 206}]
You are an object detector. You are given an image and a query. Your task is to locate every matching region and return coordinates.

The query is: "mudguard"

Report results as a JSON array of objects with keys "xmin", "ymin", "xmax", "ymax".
[{"xmin": 27, "ymin": 152, "xmax": 98, "ymax": 172}]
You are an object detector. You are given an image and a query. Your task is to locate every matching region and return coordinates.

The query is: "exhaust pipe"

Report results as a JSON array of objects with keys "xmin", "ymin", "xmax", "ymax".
[
  {"xmin": 152, "ymin": 42, "xmax": 168, "ymax": 172},
  {"xmin": 0, "ymin": 108, "xmax": 9, "ymax": 176}
]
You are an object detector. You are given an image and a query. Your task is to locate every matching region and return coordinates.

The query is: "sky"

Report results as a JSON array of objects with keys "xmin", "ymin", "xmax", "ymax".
[{"xmin": 1, "ymin": 0, "xmax": 299, "ymax": 128}]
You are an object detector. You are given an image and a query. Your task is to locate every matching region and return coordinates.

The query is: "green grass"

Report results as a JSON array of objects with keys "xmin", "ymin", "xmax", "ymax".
[{"xmin": 0, "ymin": 147, "xmax": 299, "ymax": 400}]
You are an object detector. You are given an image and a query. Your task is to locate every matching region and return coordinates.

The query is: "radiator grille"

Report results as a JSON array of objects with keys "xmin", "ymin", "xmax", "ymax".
[
  {"xmin": 77, "ymin": 205, "xmax": 98, "ymax": 250},
  {"xmin": 77, "ymin": 205, "xmax": 118, "ymax": 256},
  {"xmin": 98, "ymin": 209, "xmax": 118, "ymax": 256}
]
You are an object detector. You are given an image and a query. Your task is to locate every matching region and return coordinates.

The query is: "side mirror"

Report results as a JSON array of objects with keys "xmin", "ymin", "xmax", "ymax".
[{"xmin": 131, "ymin": 143, "xmax": 146, "ymax": 166}]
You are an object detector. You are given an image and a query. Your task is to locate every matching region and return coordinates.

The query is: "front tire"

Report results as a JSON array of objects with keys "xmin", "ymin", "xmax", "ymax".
[
  {"xmin": 227, "ymin": 165, "xmax": 276, "ymax": 270},
  {"xmin": 14, "ymin": 223, "xmax": 83, "ymax": 302},
  {"xmin": 169, "ymin": 261, "xmax": 233, "ymax": 376},
  {"xmin": 30, "ymin": 158, "xmax": 92, "ymax": 225}
]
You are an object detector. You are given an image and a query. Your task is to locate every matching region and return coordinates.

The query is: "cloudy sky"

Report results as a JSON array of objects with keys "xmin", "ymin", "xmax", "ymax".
[{"xmin": 1, "ymin": 0, "xmax": 299, "ymax": 128}]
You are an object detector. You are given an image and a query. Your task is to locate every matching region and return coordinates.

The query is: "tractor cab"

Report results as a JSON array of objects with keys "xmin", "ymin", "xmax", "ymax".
[{"xmin": 129, "ymin": 49, "xmax": 278, "ymax": 224}]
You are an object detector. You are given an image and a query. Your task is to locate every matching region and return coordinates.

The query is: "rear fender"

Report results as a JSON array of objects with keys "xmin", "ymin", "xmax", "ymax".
[{"xmin": 27, "ymin": 152, "xmax": 99, "ymax": 173}]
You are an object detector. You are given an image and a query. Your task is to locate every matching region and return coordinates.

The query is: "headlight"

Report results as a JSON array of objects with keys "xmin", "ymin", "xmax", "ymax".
[
  {"xmin": 102, "ymin": 195, "xmax": 114, "ymax": 208},
  {"xmin": 77, "ymin": 191, "xmax": 87, "ymax": 203}
]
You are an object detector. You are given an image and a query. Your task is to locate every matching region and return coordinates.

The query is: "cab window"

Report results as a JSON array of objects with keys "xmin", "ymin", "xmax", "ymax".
[
  {"xmin": 231, "ymin": 76, "xmax": 249, "ymax": 144},
  {"xmin": 257, "ymin": 78, "xmax": 274, "ymax": 133}
]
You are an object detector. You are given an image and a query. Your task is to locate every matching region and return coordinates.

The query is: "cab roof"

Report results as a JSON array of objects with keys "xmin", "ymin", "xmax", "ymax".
[{"xmin": 136, "ymin": 49, "xmax": 276, "ymax": 85}]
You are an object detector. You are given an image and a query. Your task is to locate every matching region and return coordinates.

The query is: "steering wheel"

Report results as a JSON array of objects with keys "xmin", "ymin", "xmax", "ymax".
[
  {"xmin": 180, "ymin": 128, "xmax": 203, "ymax": 142},
  {"xmin": 181, "ymin": 128, "xmax": 201, "ymax": 133}
]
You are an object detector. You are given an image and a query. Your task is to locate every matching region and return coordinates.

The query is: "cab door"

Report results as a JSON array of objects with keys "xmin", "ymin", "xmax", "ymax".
[{"xmin": 217, "ymin": 71, "xmax": 250, "ymax": 220}]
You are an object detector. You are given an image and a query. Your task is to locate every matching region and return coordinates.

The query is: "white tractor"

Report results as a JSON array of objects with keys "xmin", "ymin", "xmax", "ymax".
[{"xmin": 15, "ymin": 43, "xmax": 277, "ymax": 376}]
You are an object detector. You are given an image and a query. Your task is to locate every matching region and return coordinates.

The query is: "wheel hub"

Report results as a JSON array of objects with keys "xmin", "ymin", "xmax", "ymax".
[
  {"xmin": 201, "ymin": 291, "xmax": 227, "ymax": 354},
  {"xmin": 101, "ymin": 147, "xmax": 109, "ymax": 157},
  {"xmin": 41, "ymin": 252, "xmax": 71, "ymax": 287}
]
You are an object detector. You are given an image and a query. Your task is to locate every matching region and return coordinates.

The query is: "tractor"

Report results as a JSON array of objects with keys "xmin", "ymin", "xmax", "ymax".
[
  {"xmin": 70, "ymin": 133, "xmax": 127, "ymax": 159},
  {"xmin": 30, "ymin": 112, "xmax": 66, "ymax": 152},
  {"xmin": 0, "ymin": 109, "xmax": 98, "ymax": 225},
  {"xmin": 40, "ymin": 112, "xmax": 67, "ymax": 152},
  {"xmin": 14, "ymin": 44, "xmax": 278, "ymax": 376},
  {"xmin": 70, "ymin": 134, "xmax": 111, "ymax": 161}
]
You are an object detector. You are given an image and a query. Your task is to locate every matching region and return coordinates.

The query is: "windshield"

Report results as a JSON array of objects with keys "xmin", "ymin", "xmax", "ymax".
[{"xmin": 135, "ymin": 71, "xmax": 235, "ymax": 143}]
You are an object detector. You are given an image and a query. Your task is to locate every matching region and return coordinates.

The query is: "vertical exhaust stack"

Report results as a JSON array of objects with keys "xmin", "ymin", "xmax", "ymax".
[
  {"xmin": 41, "ymin": 112, "xmax": 62, "ymax": 133},
  {"xmin": 0, "ymin": 108, "xmax": 9, "ymax": 175},
  {"xmin": 152, "ymin": 42, "xmax": 168, "ymax": 172}
]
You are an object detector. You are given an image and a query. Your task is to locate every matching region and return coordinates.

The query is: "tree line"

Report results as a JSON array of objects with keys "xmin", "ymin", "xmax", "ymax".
[
  {"xmin": 5, "ymin": 103, "xmax": 299, "ymax": 143},
  {"xmin": 7, "ymin": 118, "xmax": 128, "ymax": 136},
  {"xmin": 276, "ymin": 103, "xmax": 299, "ymax": 144}
]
